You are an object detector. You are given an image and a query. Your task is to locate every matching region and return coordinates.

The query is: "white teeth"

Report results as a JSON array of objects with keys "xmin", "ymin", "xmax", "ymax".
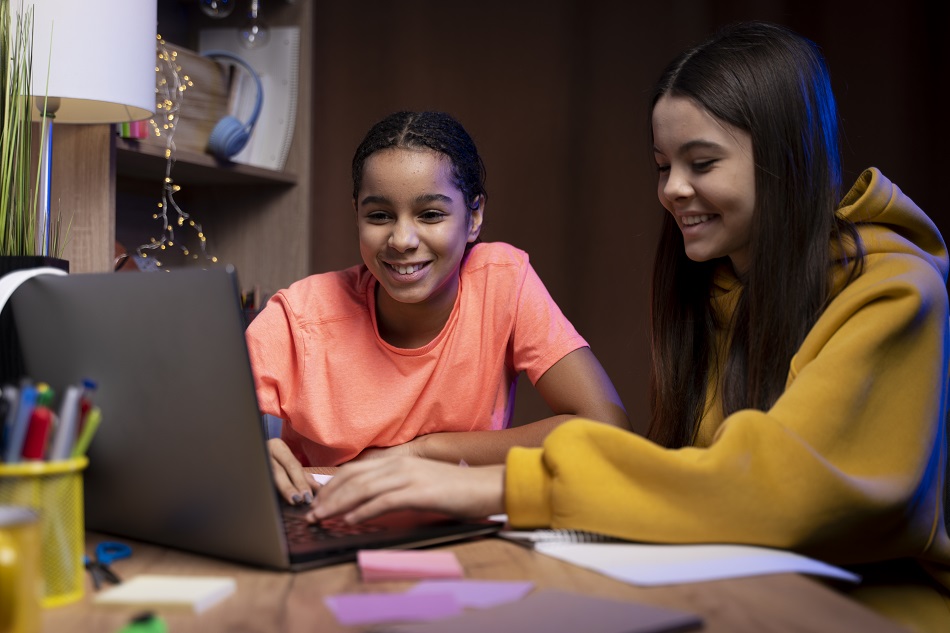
[
  {"xmin": 682, "ymin": 214, "xmax": 712, "ymax": 226},
  {"xmin": 393, "ymin": 263, "xmax": 424, "ymax": 275}
]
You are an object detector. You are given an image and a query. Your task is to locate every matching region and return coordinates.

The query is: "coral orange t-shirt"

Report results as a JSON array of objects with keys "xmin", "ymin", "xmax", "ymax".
[{"xmin": 245, "ymin": 242, "xmax": 587, "ymax": 466}]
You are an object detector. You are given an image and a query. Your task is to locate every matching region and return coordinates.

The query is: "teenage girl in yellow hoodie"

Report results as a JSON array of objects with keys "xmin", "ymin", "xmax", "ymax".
[{"xmin": 310, "ymin": 21, "xmax": 950, "ymax": 632}]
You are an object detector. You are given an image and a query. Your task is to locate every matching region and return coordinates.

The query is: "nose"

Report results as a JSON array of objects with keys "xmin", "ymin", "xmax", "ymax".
[
  {"xmin": 661, "ymin": 166, "xmax": 693, "ymax": 202},
  {"xmin": 388, "ymin": 219, "xmax": 419, "ymax": 252}
]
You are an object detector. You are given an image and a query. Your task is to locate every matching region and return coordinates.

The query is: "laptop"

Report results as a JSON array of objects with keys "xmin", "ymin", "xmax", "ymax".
[{"xmin": 11, "ymin": 267, "xmax": 502, "ymax": 570}]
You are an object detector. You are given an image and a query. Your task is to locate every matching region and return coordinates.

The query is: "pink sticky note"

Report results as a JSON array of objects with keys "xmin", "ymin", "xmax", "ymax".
[
  {"xmin": 407, "ymin": 580, "xmax": 534, "ymax": 608},
  {"xmin": 325, "ymin": 592, "xmax": 461, "ymax": 626},
  {"xmin": 358, "ymin": 550, "xmax": 464, "ymax": 582}
]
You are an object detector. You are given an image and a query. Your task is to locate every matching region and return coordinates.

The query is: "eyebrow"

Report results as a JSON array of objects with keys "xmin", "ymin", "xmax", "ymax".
[
  {"xmin": 653, "ymin": 139, "xmax": 725, "ymax": 155},
  {"xmin": 358, "ymin": 193, "xmax": 455, "ymax": 207}
]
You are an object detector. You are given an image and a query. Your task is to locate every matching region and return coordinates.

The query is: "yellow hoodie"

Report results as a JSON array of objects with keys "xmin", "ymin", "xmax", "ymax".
[{"xmin": 505, "ymin": 168, "xmax": 950, "ymax": 630}]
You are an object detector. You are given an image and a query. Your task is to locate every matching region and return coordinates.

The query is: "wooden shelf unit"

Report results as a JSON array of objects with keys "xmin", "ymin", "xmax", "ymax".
[
  {"xmin": 116, "ymin": 138, "xmax": 298, "ymax": 187},
  {"xmin": 56, "ymin": 0, "xmax": 313, "ymax": 298}
]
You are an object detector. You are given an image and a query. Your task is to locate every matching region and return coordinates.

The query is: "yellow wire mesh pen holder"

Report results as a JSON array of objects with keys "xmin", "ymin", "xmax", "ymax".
[{"xmin": 0, "ymin": 457, "xmax": 87, "ymax": 607}]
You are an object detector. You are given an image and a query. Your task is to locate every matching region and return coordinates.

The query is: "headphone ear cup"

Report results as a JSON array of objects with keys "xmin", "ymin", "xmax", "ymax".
[{"xmin": 207, "ymin": 115, "xmax": 250, "ymax": 160}]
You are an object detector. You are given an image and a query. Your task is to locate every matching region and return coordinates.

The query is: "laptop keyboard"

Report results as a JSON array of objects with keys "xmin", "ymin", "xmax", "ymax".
[{"xmin": 283, "ymin": 513, "xmax": 385, "ymax": 545}]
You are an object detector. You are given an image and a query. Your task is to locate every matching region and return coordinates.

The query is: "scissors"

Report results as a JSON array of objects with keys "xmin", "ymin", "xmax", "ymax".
[{"xmin": 84, "ymin": 541, "xmax": 132, "ymax": 590}]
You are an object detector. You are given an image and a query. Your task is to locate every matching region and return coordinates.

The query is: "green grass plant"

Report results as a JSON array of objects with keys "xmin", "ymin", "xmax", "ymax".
[{"xmin": 0, "ymin": 0, "xmax": 68, "ymax": 258}]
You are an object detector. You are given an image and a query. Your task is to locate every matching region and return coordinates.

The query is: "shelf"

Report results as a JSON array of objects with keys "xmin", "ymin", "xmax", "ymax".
[{"xmin": 116, "ymin": 137, "xmax": 297, "ymax": 187}]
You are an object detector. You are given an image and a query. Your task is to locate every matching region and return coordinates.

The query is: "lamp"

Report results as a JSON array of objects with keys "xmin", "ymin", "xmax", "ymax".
[{"xmin": 23, "ymin": 0, "xmax": 157, "ymax": 256}]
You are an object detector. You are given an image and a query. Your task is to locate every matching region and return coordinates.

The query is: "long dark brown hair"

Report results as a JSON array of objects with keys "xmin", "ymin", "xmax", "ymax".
[{"xmin": 647, "ymin": 22, "xmax": 864, "ymax": 447}]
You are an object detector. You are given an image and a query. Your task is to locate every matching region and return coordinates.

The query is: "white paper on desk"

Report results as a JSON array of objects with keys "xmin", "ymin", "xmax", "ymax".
[
  {"xmin": 312, "ymin": 473, "xmax": 333, "ymax": 485},
  {"xmin": 533, "ymin": 542, "xmax": 860, "ymax": 586}
]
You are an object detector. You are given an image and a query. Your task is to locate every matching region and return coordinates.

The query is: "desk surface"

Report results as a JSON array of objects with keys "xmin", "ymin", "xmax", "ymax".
[{"xmin": 45, "ymin": 531, "xmax": 904, "ymax": 633}]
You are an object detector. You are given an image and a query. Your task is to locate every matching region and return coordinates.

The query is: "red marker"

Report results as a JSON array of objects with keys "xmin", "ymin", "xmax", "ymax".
[
  {"xmin": 21, "ymin": 383, "xmax": 54, "ymax": 460},
  {"xmin": 77, "ymin": 378, "xmax": 98, "ymax": 436}
]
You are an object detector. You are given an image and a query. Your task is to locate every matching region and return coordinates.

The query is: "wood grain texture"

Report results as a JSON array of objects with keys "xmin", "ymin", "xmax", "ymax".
[
  {"xmin": 42, "ymin": 531, "xmax": 905, "ymax": 633},
  {"xmin": 55, "ymin": 125, "xmax": 115, "ymax": 274}
]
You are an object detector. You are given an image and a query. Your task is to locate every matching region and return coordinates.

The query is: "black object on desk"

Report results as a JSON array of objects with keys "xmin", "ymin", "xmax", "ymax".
[{"xmin": 85, "ymin": 541, "xmax": 132, "ymax": 590}]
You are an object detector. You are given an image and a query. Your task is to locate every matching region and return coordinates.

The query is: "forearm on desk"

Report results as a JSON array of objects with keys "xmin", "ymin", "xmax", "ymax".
[{"xmin": 413, "ymin": 416, "xmax": 572, "ymax": 465}]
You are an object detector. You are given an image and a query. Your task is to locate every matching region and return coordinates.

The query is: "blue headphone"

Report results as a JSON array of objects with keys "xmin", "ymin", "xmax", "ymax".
[{"xmin": 202, "ymin": 50, "xmax": 264, "ymax": 161}]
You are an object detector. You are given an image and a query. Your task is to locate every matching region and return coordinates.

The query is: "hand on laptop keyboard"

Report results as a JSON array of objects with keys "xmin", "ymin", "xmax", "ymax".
[
  {"xmin": 269, "ymin": 438, "xmax": 320, "ymax": 506},
  {"xmin": 306, "ymin": 456, "xmax": 506, "ymax": 525}
]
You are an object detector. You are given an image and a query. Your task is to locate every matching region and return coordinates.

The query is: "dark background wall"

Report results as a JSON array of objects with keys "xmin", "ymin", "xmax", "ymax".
[{"xmin": 306, "ymin": 0, "xmax": 949, "ymax": 433}]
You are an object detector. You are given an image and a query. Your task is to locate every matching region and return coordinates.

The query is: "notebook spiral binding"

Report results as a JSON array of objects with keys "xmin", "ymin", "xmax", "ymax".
[{"xmin": 498, "ymin": 529, "xmax": 624, "ymax": 545}]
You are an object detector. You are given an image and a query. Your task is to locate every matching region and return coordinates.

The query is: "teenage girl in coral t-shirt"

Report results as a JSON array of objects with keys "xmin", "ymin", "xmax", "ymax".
[{"xmin": 245, "ymin": 111, "xmax": 628, "ymax": 505}]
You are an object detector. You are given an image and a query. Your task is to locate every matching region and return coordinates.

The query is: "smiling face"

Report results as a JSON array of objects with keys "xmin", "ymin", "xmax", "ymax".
[
  {"xmin": 652, "ymin": 95, "xmax": 757, "ymax": 275},
  {"xmin": 356, "ymin": 147, "xmax": 483, "ymax": 322}
]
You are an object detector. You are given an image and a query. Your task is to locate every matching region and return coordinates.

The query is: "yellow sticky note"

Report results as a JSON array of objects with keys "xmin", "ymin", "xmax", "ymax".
[{"xmin": 93, "ymin": 575, "xmax": 236, "ymax": 614}]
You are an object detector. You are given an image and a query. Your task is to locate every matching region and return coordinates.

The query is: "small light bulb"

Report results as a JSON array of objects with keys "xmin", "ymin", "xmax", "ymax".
[
  {"xmin": 239, "ymin": 21, "xmax": 270, "ymax": 49},
  {"xmin": 200, "ymin": 0, "xmax": 235, "ymax": 18}
]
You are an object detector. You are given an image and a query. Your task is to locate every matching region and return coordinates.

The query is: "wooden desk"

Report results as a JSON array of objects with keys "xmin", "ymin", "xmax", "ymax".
[{"xmin": 44, "ymin": 531, "xmax": 904, "ymax": 632}]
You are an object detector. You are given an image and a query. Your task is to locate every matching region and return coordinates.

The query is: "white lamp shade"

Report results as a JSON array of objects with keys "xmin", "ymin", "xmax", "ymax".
[{"xmin": 25, "ymin": 0, "xmax": 157, "ymax": 123}]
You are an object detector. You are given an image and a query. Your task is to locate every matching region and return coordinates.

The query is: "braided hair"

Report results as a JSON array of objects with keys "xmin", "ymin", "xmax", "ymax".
[{"xmin": 352, "ymin": 111, "xmax": 487, "ymax": 213}]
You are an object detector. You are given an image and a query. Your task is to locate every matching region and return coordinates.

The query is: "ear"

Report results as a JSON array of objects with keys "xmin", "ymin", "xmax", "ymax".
[{"xmin": 467, "ymin": 195, "xmax": 485, "ymax": 242}]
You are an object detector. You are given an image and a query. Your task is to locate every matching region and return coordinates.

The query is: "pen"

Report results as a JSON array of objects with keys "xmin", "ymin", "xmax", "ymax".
[
  {"xmin": 49, "ymin": 384, "xmax": 82, "ymax": 461},
  {"xmin": 0, "ymin": 397, "xmax": 7, "ymax": 450},
  {"xmin": 78, "ymin": 378, "xmax": 97, "ymax": 435},
  {"xmin": 21, "ymin": 383, "xmax": 54, "ymax": 460},
  {"xmin": 71, "ymin": 406, "xmax": 101, "ymax": 458},
  {"xmin": 1, "ymin": 384, "xmax": 20, "ymax": 457},
  {"xmin": 3, "ymin": 384, "xmax": 37, "ymax": 463}
]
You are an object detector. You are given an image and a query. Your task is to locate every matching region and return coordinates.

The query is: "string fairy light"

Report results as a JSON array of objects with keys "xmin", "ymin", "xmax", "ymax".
[{"xmin": 136, "ymin": 35, "xmax": 218, "ymax": 269}]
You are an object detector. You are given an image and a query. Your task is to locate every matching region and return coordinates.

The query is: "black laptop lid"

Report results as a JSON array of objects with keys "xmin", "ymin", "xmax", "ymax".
[{"xmin": 12, "ymin": 268, "xmax": 291, "ymax": 569}]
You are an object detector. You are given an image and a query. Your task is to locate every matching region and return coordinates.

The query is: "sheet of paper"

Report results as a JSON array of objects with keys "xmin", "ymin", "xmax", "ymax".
[
  {"xmin": 381, "ymin": 589, "xmax": 702, "ymax": 633},
  {"xmin": 325, "ymin": 592, "xmax": 462, "ymax": 626},
  {"xmin": 406, "ymin": 580, "xmax": 534, "ymax": 608},
  {"xmin": 533, "ymin": 542, "xmax": 860, "ymax": 586},
  {"xmin": 358, "ymin": 550, "xmax": 464, "ymax": 582}
]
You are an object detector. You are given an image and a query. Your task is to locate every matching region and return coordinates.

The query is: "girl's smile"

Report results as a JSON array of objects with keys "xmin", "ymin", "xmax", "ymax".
[{"xmin": 379, "ymin": 259, "xmax": 431, "ymax": 283}]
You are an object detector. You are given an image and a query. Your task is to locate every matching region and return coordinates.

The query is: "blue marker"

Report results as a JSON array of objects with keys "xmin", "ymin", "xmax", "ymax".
[
  {"xmin": 3, "ymin": 385, "xmax": 37, "ymax": 463},
  {"xmin": 1, "ymin": 385, "xmax": 19, "ymax": 457}
]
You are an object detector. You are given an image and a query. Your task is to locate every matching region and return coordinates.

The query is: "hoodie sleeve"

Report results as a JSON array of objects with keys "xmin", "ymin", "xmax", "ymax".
[{"xmin": 506, "ymin": 179, "xmax": 950, "ymax": 566}]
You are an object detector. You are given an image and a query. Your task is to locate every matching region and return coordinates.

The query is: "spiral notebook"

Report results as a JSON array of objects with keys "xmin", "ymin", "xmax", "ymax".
[
  {"xmin": 498, "ymin": 525, "xmax": 860, "ymax": 587},
  {"xmin": 498, "ymin": 529, "xmax": 623, "ymax": 545}
]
